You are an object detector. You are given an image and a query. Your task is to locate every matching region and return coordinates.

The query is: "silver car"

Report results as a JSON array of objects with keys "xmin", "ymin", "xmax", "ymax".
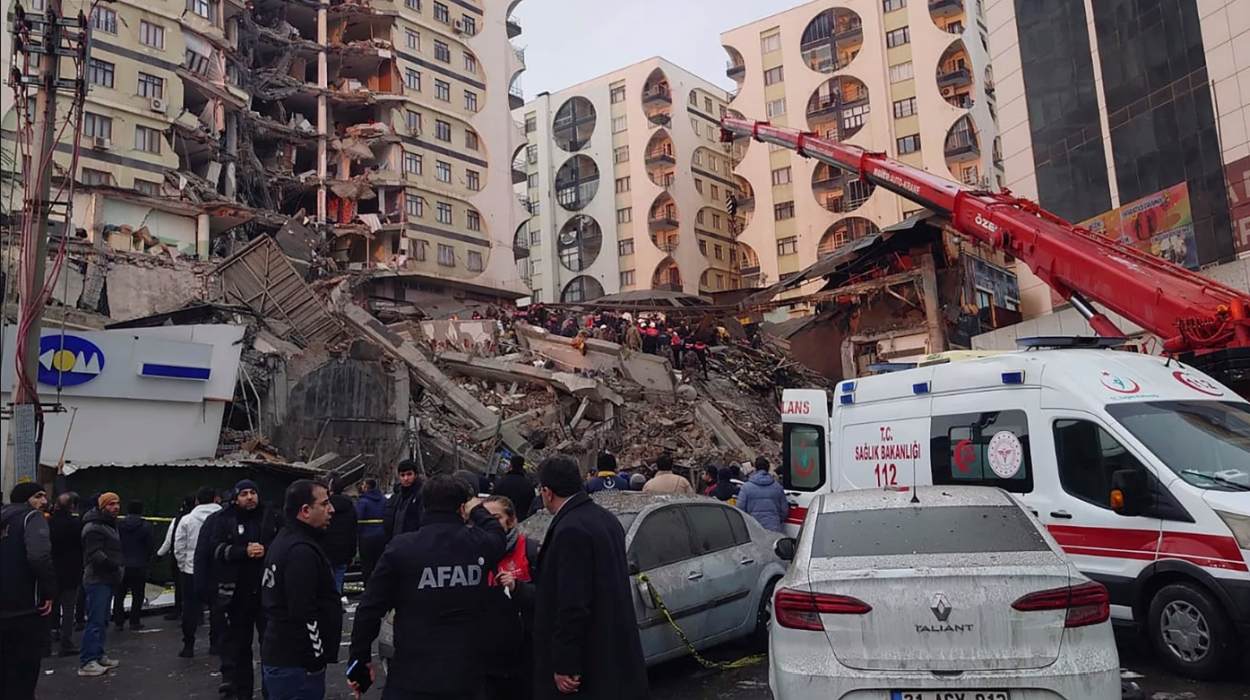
[{"xmin": 770, "ymin": 486, "xmax": 1121, "ymax": 699}]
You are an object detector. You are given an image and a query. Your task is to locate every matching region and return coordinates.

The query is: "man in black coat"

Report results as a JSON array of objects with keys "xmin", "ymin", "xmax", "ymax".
[
  {"xmin": 349, "ymin": 474, "xmax": 506, "ymax": 699},
  {"xmin": 322, "ymin": 477, "xmax": 357, "ymax": 595},
  {"xmin": 113, "ymin": 500, "xmax": 153, "ymax": 630},
  {"xmin": 493, "ymin": 454, "xmax": 535, "ymax": 521},
  {"xmin": 260, "ymin": 480, "xmax": 342, "ymax": 699},
  {"xmin": 0, "ymin": 482, "xmax": 56, "ymax": 698},
  {"xmin": 382, "ymin": 460, "xmax": 422, "ymax": 542},
  {"xmin": 532, "ymin": 456, "xmax": 647, "ymax": 700},
  {"xmin": 49, "ymin": 492, "xmax": 83, "ymax": 656}
]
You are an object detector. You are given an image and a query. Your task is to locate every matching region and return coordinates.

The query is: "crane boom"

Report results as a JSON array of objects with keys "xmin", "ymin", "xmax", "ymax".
[{"xmin": 721, "ymin": 117, "xmax": 1250, "ymax": 353}]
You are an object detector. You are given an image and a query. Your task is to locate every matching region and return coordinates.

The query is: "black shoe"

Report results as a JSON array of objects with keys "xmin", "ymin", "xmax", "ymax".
[
  {"xmin": 59, "ymin": 646, "xmax": 80, "ymax": 657},
  {"xmin": 178, "ymin": 644, "xmax": 194, "ymax": 658}
]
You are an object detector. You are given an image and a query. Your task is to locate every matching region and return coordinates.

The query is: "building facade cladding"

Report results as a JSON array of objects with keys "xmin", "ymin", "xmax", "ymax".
[
  {"xmin": 515, "ymin": 57, "xmax": 736, "ymax": 304},
  {"xmin": 720, "ymin": 0, "xmax": 1002, "ymax": 286}
]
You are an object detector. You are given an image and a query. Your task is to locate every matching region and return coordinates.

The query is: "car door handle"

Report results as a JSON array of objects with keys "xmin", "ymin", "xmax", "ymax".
[
  {"xmin": 738, "ymin": 557, "xmax": 755, "ymax": 566},
  {"xmin": 1050, "ymin": 510, "xmax": 1074, "ymax": 519},
  {"xmin": 687, "ymin": 571, "xmax": 703, "ymax": 581}
]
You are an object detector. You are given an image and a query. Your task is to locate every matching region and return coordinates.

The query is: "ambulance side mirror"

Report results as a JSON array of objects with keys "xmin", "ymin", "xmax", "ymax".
[
  {"xmin": 1110, "ymin": 469, "xmax": 1148, "ymax": 517},
  {"xmin": 774, "ymin": 537, "xmax": 797, "ymax": 561}
]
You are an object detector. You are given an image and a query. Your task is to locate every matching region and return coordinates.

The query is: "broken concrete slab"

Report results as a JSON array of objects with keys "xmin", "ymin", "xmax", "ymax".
[
  {"xmin": 514, "ymin": 324, "xmax": 675, "ymax": 393},
  {"xmin": 694, "ymin": 401, "xmax": 752, "ymax": 460},
  {"xmin": 438, "ymin": 351, "xmax": 624, "ymax": 407}
]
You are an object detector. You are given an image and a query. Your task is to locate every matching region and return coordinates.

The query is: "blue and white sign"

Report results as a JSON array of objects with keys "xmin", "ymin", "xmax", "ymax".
[{"xmin": 38, "ymin": 334, "xmax": 106, "ymax": 387}]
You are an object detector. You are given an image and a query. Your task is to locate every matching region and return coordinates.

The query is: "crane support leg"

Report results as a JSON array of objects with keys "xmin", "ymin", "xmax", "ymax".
[{"xmin": 1070, "ymin": 293, "xmax": 1127, "ymax": 339}]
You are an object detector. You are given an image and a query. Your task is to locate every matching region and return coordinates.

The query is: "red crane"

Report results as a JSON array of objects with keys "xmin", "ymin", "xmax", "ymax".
[{"xmin": 721, "ymin": 117, "xmax": 1250, "ymax": 355}]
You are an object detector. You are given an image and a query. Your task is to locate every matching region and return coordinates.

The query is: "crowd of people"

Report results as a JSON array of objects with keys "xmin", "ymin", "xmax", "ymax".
[{"xmin": 0, "ymin": 446, "xmax": 790, "ymax": 700}]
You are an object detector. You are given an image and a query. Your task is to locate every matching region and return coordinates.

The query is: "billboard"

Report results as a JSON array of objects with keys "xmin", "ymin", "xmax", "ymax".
[
  {"xmin": 1227, "ymin": 154, "xmax": 1250, "ymax": 255},
  {"xmin": 1080, "ymin": 182, "xmax": 1197, "ymax": 269}
]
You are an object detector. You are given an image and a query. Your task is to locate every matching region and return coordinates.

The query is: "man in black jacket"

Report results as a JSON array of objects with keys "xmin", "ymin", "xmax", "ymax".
[
  {"xmin": 113, "ymin": 500, "xmax": 153, "ymax": 630},
  {"xmin": 0, "ymin": 482, "xmax": 56, "ymax": 699},
  {"xmin": 261, "ymin": 480, "xmax": 342, "ymax": 700},
  {"xmin": 532, "ymin": 456, "xmax": 647, "ymax": 700},
  {"xmin": 80, "ymin": 492, "xmax": 124, "ymax": 677},
  {"xmin": 208, "ymin": 480, "xmax": 281, "ymax": 700},
  {"xmin": 492, "ymin": 454, "xmax": 535, "ymax": 521},
  {"xmin": 49, "ymin": 492, "xmax": 83, "ymax": 656},
  {"xmin": 383, "ymin": 460, "xmax": 422, "ymax": 542},
  {"xmin": 322, "ymin": 478, "xmax": 357, "ymax": 596},
  {"xmin": 349, "ymin": 474, "xmax": 506, "ymax": 699}
]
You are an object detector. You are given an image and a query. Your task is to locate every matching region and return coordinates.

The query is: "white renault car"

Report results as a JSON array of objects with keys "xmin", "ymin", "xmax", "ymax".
[{"xmin": 770, "ymin": 486, "xmax": 1120, "ymax": 700}]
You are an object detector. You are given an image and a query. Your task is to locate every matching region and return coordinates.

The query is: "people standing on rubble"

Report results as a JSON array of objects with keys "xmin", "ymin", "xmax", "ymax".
[
  {"xmin": 175, "ymin": 487, "xmax": 222, "ymax": 658},
  {"xmin": 560, "ymin": 316, "xmax": 579, "ymax": 338},
  {"xmin": 206, "ymin": 480, "xmax": 281, "ymax": 700},
  {"xmin": 624, "ymin": 322, "xmax": 642, "ymax": 352},
  {"xmin": 493, "ymin": 454, "xmax": 536, "ymax": 522},
  {"xmin": 157, "ymin": 495, "xmax": 196, "ymax": 623},
  {"xmin": 641, "ymin": 454, "xmax": 695, "ymax": 496},
  {"xmin": 49, "ymin": 492, "xmax": 83, "ymax": 657},
  {"xmin": 533, "ymin": 455, "xmax": 648, "ymax": 700},
  {"xmin": 641, "ymin": 322, "xmax": 659, "ymax": 355},
  {"xmin": 669, "ymin": 326, "xmax": 684, "ymax": 368},
  {"xmin": 79, "ymin": 492, "xmax": 124, "ymax": 677},
  {"xmin": 482, "ymin": 495, "xmax": 539, "ymax": 700},
  {"xmin": 260, "ymin": 480, "xmax": 341, "ymax": 700},
  {"xmin": 355, "ymin": 479, "xmax": 387, "ymax": 585},
  {"xmin": 384, "ymin": 460, "xmax": 423, "ymax": 542},
  {"xmin": 1, "ymin": 482, "xmax": 56, "ymax": 697},
  {"xmin": 348, "ymin": 475, "xmax": 506, "ymax": 699},
  {"xmin": 112, "ymin": 500, "xmax": 153, "ymax": 630},
  {"xmin": 322, "ymin": 477, "xmax": 357, "ymax": 597},
  {"xmin": 737, "ymin": 457, "xmax": 789, "ymax": 533},
  {"xmin": 586, "ymin": 452, "xmax": 631, "ymax": 493}
]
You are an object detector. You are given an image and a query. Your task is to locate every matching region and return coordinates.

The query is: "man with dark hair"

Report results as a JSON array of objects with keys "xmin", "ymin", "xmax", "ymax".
[
  {"xmin": 349, "ymin": 474, "xmax": 507, "ymax": 699},
  {"xmin": 158, "ymin": 495, "xmax": 197, "ymax": 621},
  {"xmin": 261, "ymin": 480, "xmax": 341, "ymax": 700},
  {"xmin": 1, "ymin": 482, "xmax": 56, "ymax": 697},
  {"xmin": 585, "ymin": 452, "xmax": 630, "ymax": 493},
  {"xmin": 113, "ymin": 500, "xmax": 153, "ymax": 630},
  {"xmin": 80, "ymin": 492, "xmax": 123, "ymax": 677},
  {"xmin": 533, "ymin": 456, "xmax": 646, "ymax": 699},
  {"xmin": 641, "ymin": 453, "xmax": 694, "ymax": 495},
  {"xmin": 354, "ymin": 479, "xmax": 386, "ymax": 585},
  {"xmin": 492, "ymin": 454, "xmax": 535, "ymax": 522},
  {"xmin": 206, "ymin": 479, "xmax": 281, "ymax": 699},
  {"xmin": 176, "ymin": 486, "xmax": 222, "ymax": 657},
  {"xmin": 383, "ymin": 460, "xmax": 422, "ymax": 542},
  {"xmin": 321, "ymin": 478, "xmax": 357, "ymax": 597},
  {"xmin": 49, "ymin": 491, "xmax": 83, "ymax": 656}
]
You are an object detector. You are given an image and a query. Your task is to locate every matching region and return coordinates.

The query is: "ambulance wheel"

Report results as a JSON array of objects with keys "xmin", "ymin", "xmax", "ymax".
[
  {"xmin": 1148, "ymin": 583, "xmax": 1236, "ymax": 680},
  {"xmin": 752, "ymin": 577, "xmax": 780, "ymax": 649}
]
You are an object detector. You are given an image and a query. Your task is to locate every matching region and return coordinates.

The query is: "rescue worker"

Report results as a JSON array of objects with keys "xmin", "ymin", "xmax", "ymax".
[
  {"xmin": 585, "ymin": 452, "xmax": 631, "ymax": 493},
  {"xmin": 260, "ymin": 480, "xmax": 342, "ymax": 700},
  {"xmin": 481, "ymin": 495, "xmax": 539, "ymax": 700},
  {"xmin": 348, "ymin": 475, "xmax": 507, "ymax": 699},
  {"xmin": 492, "ymin": 454, "xmax": 536, "ymax": 522},
  {"xmin": 623, "ymin": 323, "xmax": 642, "ymax": 352},
  {"xmin": 641, "ymin": 454, "xmax": 694, "ymax": 496},
  {"xmin": 354, "ymin": 479, "xmax": 387, "ymax": 585},
  {"xmin": 641, "ymin": 322, "xmax": 659, "ymax": 355},
  {"xmin": 174, "ymin": 487, "xmax": 222, "ymax": 658},
  {"xmin": 1, "ymin": 482, "xmax": 56, "ymax": 697},
  {"xmin": 383, "ymin": 460, "xmax": 423, "ymax": 542},
  {"xmin": 80, "ymin": 492, "xmax": 123, "ymax": 677},
  {"xmin": 207, "ymin": 479, "xmax": 281, "ymax": 700},
  {"xmin": 669, "ymin": 326, "xmax": 683, "ymax": 368},
  {"xmin": 532, "ymin": 456, "xmax": 647, "ymax": 699}
]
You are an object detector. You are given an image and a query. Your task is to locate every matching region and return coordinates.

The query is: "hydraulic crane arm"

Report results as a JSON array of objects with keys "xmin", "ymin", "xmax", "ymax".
[{"xmin": 721, "ymin": 117, "xmax": 1250, "ymax": 353}]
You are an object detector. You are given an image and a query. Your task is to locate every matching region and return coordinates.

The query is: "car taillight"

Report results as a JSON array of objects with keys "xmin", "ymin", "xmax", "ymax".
[
  {"xmin": 773, "ymin": 587, "xmax": 871, "ymax": 631},
  {"xmin": 1011, "ymin": 581, "xmax": 1109, "ymax": 628}
]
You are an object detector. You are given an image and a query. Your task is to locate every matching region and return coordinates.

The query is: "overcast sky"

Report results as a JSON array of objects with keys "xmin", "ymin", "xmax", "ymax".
[{"xmin": 513, "ymin": 0, "xmax": 798, "ymax": 95}]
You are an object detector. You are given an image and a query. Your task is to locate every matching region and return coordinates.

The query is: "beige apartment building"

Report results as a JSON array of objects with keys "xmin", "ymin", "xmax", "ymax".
[
  {"xmin": 515, "ymin": 57, "xmax": 748, "ymax": 303},
  {"xmin": 1, "ymin": 0, "xmax": 528, "ymax": 296},
  {"xmin": 721, "ymin": 0, "xmax": 1002, "ymax": 288}
]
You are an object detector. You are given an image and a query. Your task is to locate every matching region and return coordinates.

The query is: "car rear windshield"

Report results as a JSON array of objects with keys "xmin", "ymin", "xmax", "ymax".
[{"xmin": 811, "ymin": 505, "xmax": 1050, "ymax": 558}]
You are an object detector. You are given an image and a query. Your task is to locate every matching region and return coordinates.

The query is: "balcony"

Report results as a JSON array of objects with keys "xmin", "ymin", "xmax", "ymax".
[
  {"xmin": 649, "ymin": 214, "xmax": 680, "ymax": 232},
  {"xmin": 945, "ymin": 134, "xmax": 980, "ymax": 159},
  {"xmin": 509, "ymin": 83, "xmax": 524, "ymax": 110},
  {"xmin": 735, "ymin": 194, "xmax": 754, "ymax": 211},
  {"xmin": 653, "ymin": 281, "xmax": 682, "ymax": 292},
  {"xmin": 513, "ymin": 159, "xmax": 527, "ymax": 184},
  {"xmin": 726, "ymin": 62, "xmax": 745, "ymax": 80},
  {"xmin": 937, "ymin": 67, "xmax": 972, "ymax": 89},
  {"xmin": 645, "ymin": 149, "xmax": 676, "ymax": 166},
  {"xmin": 929, "ymin": 0, "xmax": 964, "ymax": 17},
  {"xmin": 506, "ymin": 18, "xmax": 521, "ymax": 38},
  {"xmin": 834, "ymin": 22, "xmax": 863, "ymax": 43},
  {"xmin": 812, "ymin": 170, "xmax": 847, "ymax": 193},
  {"xmin": 642, "ymin": 87, "xmax": 672, "ymax": 104}
]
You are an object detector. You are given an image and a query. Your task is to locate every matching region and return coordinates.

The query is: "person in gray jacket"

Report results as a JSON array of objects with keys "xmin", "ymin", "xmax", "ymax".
[
  {"xmin": 736, "ymin": 457, "xmax": 790, "ymax": 533},
  {"xmin": 79, "ymin": 492, "xmax": 124, "ymax": 677}
]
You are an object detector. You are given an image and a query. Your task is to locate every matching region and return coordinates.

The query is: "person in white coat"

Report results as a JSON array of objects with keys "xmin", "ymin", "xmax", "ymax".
[{"xmin": 173, "ymin": 487, "xmax": 221, "ymax": 658}]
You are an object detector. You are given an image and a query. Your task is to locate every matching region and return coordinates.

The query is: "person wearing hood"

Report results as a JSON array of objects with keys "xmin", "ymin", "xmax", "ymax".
[
  {"xmin": 482, "ymin": 495, "xmax": 540, "ymax": 700},
  {"xmin": 383, "ymin": 460, "xmax": 422, "ymax": 542},
  {"xmin": 712, "ymin": 467, "xmax": 741, "ymax": 503},
  {"xmin": 736, "ymin": 457, "xmax": 789, "ymax": 533},
  {"xmin": 492, "ymin": 454, "xmax": 535, "ymax": 522},
  {"xmin": 79, "ymin": 492, "xmax": 123, "ymax": 677},
  {"xmin": 174, "ymin": 487, "xmax": 222, "ymax": 658},
  {"xmin": 49, "ymin": 491, "xmax": 83, "ymax": 657},
  {"xmin": 354, "ymin": 479, "xmax": 386, "ymax": 585},
  {"xmin": 112, "ymin": 501, "xmax": 153, "ymax": 630},
  {"xmin": 322, "ymin": 477, "xmax": 357, "ymax": 596},
  {"xmin": 1, "ymin": 482, "xmax": 55, "ymax": 698},
  {"xmin": 585, "ymin": 452, "xmax": 631, "ymax": 493}
]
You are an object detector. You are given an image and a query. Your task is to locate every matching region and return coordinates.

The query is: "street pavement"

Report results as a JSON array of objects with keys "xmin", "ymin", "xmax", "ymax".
[{"xmin": 35, "ymin": 601, "xmax": 1250, "ymax": 699}]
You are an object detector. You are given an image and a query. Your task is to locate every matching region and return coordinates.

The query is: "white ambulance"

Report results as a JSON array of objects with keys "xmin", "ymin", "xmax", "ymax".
[{"xmin": 779, "ymin": 342, "xmax": 1250, "ymax": 679}]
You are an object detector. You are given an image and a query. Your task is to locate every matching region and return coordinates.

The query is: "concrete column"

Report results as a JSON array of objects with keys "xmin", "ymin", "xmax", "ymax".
[
  {"xmin": 224, "ymin": 111, "xmax": 238, "ymax": 199},
  {"xmin": 196, "ymin": 213, "xmax": 211, "ymax": 259},
  {"xmin": 918, "ymin": 249, "xmax": 946, "ymax": 353},
  {"xmin": 316, "ymin": 6, "xmax": 329, "ymax": 223}
]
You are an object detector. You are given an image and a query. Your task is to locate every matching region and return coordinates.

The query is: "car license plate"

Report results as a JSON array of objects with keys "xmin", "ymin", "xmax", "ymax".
[{"xmin": 892, "ymin": 693, "xmax": 1010, "ymax": 700}]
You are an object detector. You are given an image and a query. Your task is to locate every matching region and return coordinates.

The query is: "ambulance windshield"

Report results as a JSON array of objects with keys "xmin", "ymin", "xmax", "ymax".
[{"xmin": 1107, "ymin": 401, "xmax": 1250, "ymax": 491}]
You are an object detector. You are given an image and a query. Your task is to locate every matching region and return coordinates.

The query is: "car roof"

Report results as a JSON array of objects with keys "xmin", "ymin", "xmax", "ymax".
[
  {"xmin": 518, "ymin": 491, "xmax": 719, "ymax": 541},
  {"xmin": 816, "ymin": 485, "xmax": 1017, "ymax": 513}
]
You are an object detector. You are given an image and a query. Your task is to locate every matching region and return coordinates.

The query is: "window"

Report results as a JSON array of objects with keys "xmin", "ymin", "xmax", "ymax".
[
  {"xmin": 405, "ymin": 194, "xmax": 423, "ymax": 218},
  {"xmin": 811, "ymin": 506, "xmax": 1047, "ymax": 558},
  {"xmin": 710, "ymin": 184, "xmax": 719, "ymax": 201},
  {"xmin": 694, "ymin": 179, "xmax": 703, "ymax": 194},
  {"xmin": 616, "ymin": 208, "xmax": 631, "ymax": 224},
  {"xmin": 883, "ymin": 0, "xmax": 906, "ymax": 10},
  {"xmin": 773, "ymin": 201, "xmax": 794, "ymax": 220},
  {"xmin": 525, "ymin": 115, "xmax": 537, "ymax": 133},
  {"xmin": 696, "ymin": 211, "xmax": 706, "ymax": 225},
  {"xmin": 81, "ymin": 168, "xmax": 113, "ymax": 186},
  {"xmin": 612, "ymin": 116, "xmax": 627, "ymax": 133},
  {"xmin": 466, "ymin": 169, "xmax": 480, "ymax": 191},
  {"xmin": 930, "ymin": 410, "xmax": 1033, "ymax": 493},
  {"xmin": 685, "ymin": 505, "xmax": 738, "ymax": 554},
  {"xmin": 437, "ymin": 243, "xmax": 455, "ymax": 266},
  {"xmin": 527, "ymin": 173, "xmax": 538, "ymax": 189},
  {"xmin": 137, "ymin": 72, "xmax": 164, "ymax": 99},
  {"xmin": 436, "ymin": 202, "xmax": 453, "ymax": 224},
  {"xmin": 435, "ymin": 120, "xmax": 451, "ymax": 142},
  {"xmin": 133, "ymin": 179, "xmax": 161, "ymax": 196},
  {"xmin": 760, "ymin": 33, "xmax": 782, "ymax": 54},
  {"xmin": 892, "ymin": 97, "xmax": 917, "ymax": 119},
  {"xmin": 433, "ymin": 1, "xmax": 449, "ymax": 22},
  {"xmin": 712, "ymin": 213, "xmax": 722, "ymax": 229},
  {"xmin": 782, "ymin": 422, "xmax": 824, "ymax": 490},
  {"xmin": 91, "ymin": 6, "xmax": 117, "ymax": 33},
  {"xmin": 461, "ymin": 15, "xmax": 476, "ymax": 35},
  {"xmin": 435, "ymin": 80, "xmax": 450, "ymax": 101},
  {"xmin": 618, "ymin": 238, "xmax": 635, "ymax": 256},
  {"xmin": 187, "ymin": 0, "xmax": 212, "ymax": 20},
  {"xmin": 406, "ymin": 30, "xmax": 419, "ymax": 50},
  {"xmin": 411, "ymin": 239, "xmax": 427, "ymax": 261},
  {"xmin": 139, "ymin": 21, "xmax": 165, "ymax": 49},
  {"xmin": 704, "ymin": 97, "xmax": 713, "ymax": 113},
  {"xmin": 613, "ymin": 146, "xmax": 629, "ymax": 164},
  {"xmin": 889, "ymin": 61, "xmax": 914, "ymax": 83},
  {"xmin": 434, "ymin": 41, "xmax": 450, "ymax": 63},
  {"xmin": 620, "ymin": 270, "xmax": 635, "ymax": 286},
  {"xmin": 763, "ymin": 67, "xmax": 784, "ymax": 86},
  {"xmin": 886, "ymin": 26, "xmax": 910, "ymax": 48},
  {"xmin": 771, "ymin": 167, "xmax": 792, "ymax": 186},
  {"xmin": 631, "ymin": 507, "xmax": 695, "ymax": 571},
  {"xmin": 403, "ymin": 152, "xmax": 422, "ymax": 175},
  {"xmin": 406, "ymin": 110, "xmax": 421, "ymax": 134},
  {"xmin": 610, "ymin": 86, "xmax": 626, "ymax": 104},
  {"xmin": 464, "ymin": 91, "xmax": 478, "ymax": 112},
  {"xmin": 134, "ymin": 125, "xmax": 162, "ymax": 154},
  {"xmin": 714, "ymin": 243, "xmax": 723, "ymax": 260},
  {"xmin": 526, "ymin": 144, "xmax": 538, "ymax": 164},
  {"xmin": 462, "ymin": 249, "xmax": 482, "ymax": 272},
  {"xmin": 465, "ymin": 129, "xmax": 479, "ymax": 151},
  {"xmin": 84, "ymin": 112, "xmax": 113, "ymax": 140},
  {"xmin": 433, "ymin": 160, "xmax": 451, "ymax": 183},
  {"xmin": 766, "ymin": 99, "xmax": 786, "ymax": 118},
  {"xmin": 897, "ymin": 133, "xmax": 921, "ymax": 154},
  {"xmin": 692, "ymin": 150, "xmax": 703, "ymax": 167},
  {"xmin": 405, "ymin": 0, "xmax": 420, "ymax": 9},
  {"xmin": 777, "ymin": 236, "xmax": 798, "ymax": 255},
  {"xmin": 466, "ymin": 209, "xmax": 481, "ymax": 232},
  {"xmin": 690, "ymin": 119, "xmax": 701, "ymax": 137},
  {"xmin": 88, "ymin": 59, "xmax": 115, "ymax": 88},
  {"xmin": 1105, "ymin": 401, "xmax": 1250, "ymax": 491},
  {"xmin": 615, "ymin": 176, "xmax": 630, "ymax": 193},
  {"xmin": 406, "ymin": 69, "xmax": 421, "ymax": 91},
  {"xmin": 463, "ymin": 52, "xmax": 477, "ymax": 73},
  {"xmin": 1053, "ymin": 420, "xmax": 1149, "ymax": 510}
]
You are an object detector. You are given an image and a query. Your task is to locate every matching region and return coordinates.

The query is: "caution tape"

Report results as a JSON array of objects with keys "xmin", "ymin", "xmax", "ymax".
[
  {"xmin": 635, "ymin": 573, "xmax": 766, "ymax": 671},
  {"xmin": 359, "ymin": 519, "xmax": 384, "ymax": 525},
  {"xmin": 142, "ymin": 516, "xmax": 175, "ymax": 523}
]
